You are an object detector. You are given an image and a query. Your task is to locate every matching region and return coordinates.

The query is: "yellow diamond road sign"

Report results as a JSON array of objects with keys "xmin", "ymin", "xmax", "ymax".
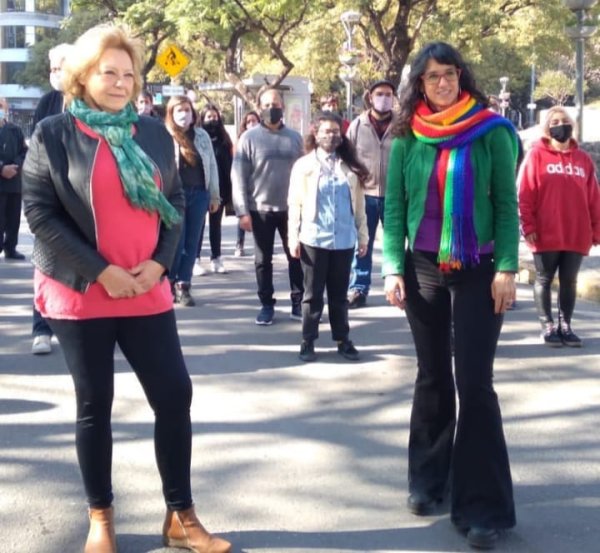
[{"xmin": 156, "ymin": 44, "xmax": 190, "ymax": 78}]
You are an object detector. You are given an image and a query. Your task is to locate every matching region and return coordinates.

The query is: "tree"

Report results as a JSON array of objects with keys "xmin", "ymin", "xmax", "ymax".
[{"xmin": 534, "ymin": 69, "xmax": 576, "ymax": 105}]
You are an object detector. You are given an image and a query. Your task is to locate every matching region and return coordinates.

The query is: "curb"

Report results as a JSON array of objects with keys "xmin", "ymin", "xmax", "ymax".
[{"xmin": 518, "ymin": 259, "xmax": 600, "ymax": 303}]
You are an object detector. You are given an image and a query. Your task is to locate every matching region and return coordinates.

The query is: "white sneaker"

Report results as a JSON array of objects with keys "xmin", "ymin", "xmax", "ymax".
[
  {"xmin": 234, "ymin": 246, "xmax": 245, "ymax": 257},
  {"xmin": 32, "ymin": 335, "xmax": 52, "ymax": 355},
  {"xmin": 193, "ymin": 260, "xmax": 207, "ymax": 276},
  {"xmin": 210, "ymin": 257, "xmax": 227, "ymax": 274}
]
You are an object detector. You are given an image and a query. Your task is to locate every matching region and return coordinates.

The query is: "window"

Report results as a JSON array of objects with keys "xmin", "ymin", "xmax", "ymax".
[
  {"xmin": 2, "ymin": 26, "xmax": 26, "ymax": 48},
  {"xmin": 35, "ymin": 0, "xmax": 63, "ymax": 15},
  {"xmin": 5, "ymin": 62, "xmax": 27, "ymax": 82},
  {"xmin": 6, "ymin": 0, "xmax": 27, "ymax": 12}
]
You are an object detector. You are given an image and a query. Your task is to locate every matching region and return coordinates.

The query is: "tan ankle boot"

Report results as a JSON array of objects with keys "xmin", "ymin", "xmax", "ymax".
[
  {"xmin": 162, "ymin": 507, "xmax": 231, "ymax": 553},
  {"xmin": 84, "ymin": 506, "xmax": 116, "ymax": 552}
]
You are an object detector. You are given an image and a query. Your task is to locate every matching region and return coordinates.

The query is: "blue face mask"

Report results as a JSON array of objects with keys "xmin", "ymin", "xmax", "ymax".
[{"xmin": 0, "ymin": 110, "xmax": 5, "ymax": 120}]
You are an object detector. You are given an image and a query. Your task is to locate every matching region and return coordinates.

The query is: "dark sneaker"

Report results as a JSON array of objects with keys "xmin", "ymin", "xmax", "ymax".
[
  {"xmin": 298, "ymin": 341, "xmax": 316, "ymax": 362},
  {"xmin": 255, "ymin": 305, "xmax": 274, "ymax": 325},
  {"xmin": 4, "ymin": 249, "xmax": 25, "ymax": 260},
  {"xmin": 541, "ymin": 325, "xmax": 562, "ymax": 347},
  {"xmin": 348, "ymin": 289, "xmax": 367, "ymax": 309},
  {"xmin": 467, "ymin": 527, "xmax": 499, "ymax": 550},
  {"xmin": 559, "ymin": 325, "xmax": 582, "ymax": 347},
  {"xmin": 175, "ymin": 282, "xmax": 195, "ymax": 307},
  {"xmin": 406, "ymin": 492, "xmax": 436, "ymax": 516},
  {"xmin": 290, "ymin": 303, "xmax": 302, "ymax": 321},
  {"xmin": 337, "ymin": 339, "xmax": 360, "ymax": 361}
]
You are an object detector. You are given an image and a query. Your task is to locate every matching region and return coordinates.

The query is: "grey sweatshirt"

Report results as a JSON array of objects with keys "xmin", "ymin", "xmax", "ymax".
[{"xmin": 232, "ymin": 124, "xmax": 303, "ymax": 215}]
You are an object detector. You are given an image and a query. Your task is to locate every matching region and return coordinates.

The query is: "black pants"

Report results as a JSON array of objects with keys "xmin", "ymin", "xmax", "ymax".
[
  {"xmin": 250, "ymin": 210, "xmax": 303, "ymax": 307},
  {"xmin": 197, "ymin": 204, "xmax": 225, "ymax": 260},
  {"xmin": 300, "ymin": 244, "xmax": 353, "ymax": 342},
  {"xmin": 0, "ymin": 192, "xmax": 21, "ymax": 254},
  {"xmin": 48, "ymin": 310, "xmax": 193, "ymax": 510},
  {"xmin": 533, "ymin": 251, "xmax": 583, "ymax": 327},
  {"xmin": 403, "ymin": 250, "xmax": 515, "ymax": 530}
]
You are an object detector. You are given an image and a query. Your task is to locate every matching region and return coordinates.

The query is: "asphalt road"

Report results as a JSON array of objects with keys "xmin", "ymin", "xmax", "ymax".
[{"xmin": 1, "ymin": 217, "xmax": 599, "ymax": 553}]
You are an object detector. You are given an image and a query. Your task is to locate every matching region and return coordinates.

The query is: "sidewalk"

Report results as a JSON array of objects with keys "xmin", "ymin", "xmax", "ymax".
[{"xmin": 0, "ymin": 216, "xmax": 599, "ymax": 553}]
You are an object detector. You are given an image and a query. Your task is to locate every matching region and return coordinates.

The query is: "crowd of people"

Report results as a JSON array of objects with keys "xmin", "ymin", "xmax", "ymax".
[{"xmin": 0, "ymin": 20, "xmax": 597, "ymax": 553}]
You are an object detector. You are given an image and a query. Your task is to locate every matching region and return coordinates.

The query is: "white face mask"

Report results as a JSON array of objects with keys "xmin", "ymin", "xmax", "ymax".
[
  {"xmin": 0, "ymin": 109, "xmax": 5, "ymax": 120},
  {"xmin": 372, "ymin": 95, "xmax": 393, "ymax": 113},
  {"xmin": 49, "ymin": 71, "xmax": 63, "ymax": 92},
  {"xmin": 173, "ymin": 111, "xmax": 192, "ymax": 128}
]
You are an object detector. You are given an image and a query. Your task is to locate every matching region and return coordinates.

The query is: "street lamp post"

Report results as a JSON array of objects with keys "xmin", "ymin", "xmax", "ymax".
[
  {"xmin": 499, "ymin": 76, "xmax": 510, "ymax": 118},
  {"xmin": 339, "ymin": 11, "xmax": 361, "ymax": 121},
  {"xmin": 563, "ymin": 0, "xmax": 598, "ymax": 142},
  {"xmin": 527, "ymin": 61, "xmax": 537, "ymax": 128}
]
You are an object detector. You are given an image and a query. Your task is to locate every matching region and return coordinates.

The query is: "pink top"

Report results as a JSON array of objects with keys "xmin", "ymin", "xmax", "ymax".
[{"xmin": 34, "ymin": 119, "xmax": 173, "ymax": 320}]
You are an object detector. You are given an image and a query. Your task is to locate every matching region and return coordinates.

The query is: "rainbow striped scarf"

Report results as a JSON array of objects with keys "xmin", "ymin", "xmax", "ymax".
[{"xmin": 411, "ymin": 92, "xmax": 517, "ymax": 271}]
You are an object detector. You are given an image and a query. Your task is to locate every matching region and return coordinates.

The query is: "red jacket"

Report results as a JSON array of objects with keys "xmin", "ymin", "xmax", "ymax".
[{"xmin": 518, "ymin": 138, "xmax": 600, "ymax": 254}]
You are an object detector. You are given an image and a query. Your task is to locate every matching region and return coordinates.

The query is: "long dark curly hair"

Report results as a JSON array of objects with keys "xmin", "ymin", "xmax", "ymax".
[
  {"xmin": 199, "ymin": 104, "xmax": 233, "ymax": 150},
  {"xmin": 395, "ymin": 42, "xmax": 489, "ymax": 137},
  {"xmin": 305, "ymin": 112, "xmax": 370, "ymax": 188}
]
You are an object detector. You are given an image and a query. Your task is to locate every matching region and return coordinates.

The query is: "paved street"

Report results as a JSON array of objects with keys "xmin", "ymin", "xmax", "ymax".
[{"xmin": 1, "ymin": 217, "xmax": 599, "ymax": 553}]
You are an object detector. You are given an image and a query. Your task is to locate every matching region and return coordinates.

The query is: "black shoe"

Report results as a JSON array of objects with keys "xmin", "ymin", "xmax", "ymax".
[
  {"xmin": 406, "ymin": 493, "xmax": 436, "ymax": 516},
  {"xmin": 348, "ymin": 289, "xmax": 366, "ymax": 309},
  {"xmin": 467, "ymin": 527, "xmax": 499, "ymax": 550},
  {"xmin": 290, "ymin": 303, "xmax": 302, "ymax": 321},
  {"xmin": 175, "ymin": 282, "xmax": 195, "ymax": 307},
  {"xmin": 559, "ymin": 324, "xmax": 582, "ymax": 347},
  {"xmin": 337, "ymin": 339, "xmax": 360, "ymax": 361},
  {"xmin": 255, "ymin": 305, "xmax": 274, "ymax": 325},
  {"xmin": 4, "ymin": 250, "xmax": 25, "ymax": 260},
  {"xmin": 298, "ymin": 341, "xmax": 316, "ymax": 362},
  {"xmin": 541, "ymin": 324, "xmax": 562, "ymax": 347}
]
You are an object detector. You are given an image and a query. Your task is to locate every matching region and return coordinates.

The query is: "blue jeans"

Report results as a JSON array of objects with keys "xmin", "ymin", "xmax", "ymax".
[
  {"xmin": 349, "ymin": 195, "xmax": 384, "ymax": 296},
  {"xmin": 171, "ymin": 187, "xmax": 209, "ymax": 283}
]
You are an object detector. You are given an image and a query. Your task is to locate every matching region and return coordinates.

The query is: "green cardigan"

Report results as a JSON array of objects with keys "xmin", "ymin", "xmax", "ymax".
[{"xmin": 382, "ymin": 125, "xmax": 519, "ymax": 276}]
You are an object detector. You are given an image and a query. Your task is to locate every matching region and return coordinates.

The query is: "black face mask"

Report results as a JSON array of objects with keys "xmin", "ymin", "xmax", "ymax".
[
  {"xmin": 549, "ymin": 124, "xmax": 573, "ymax": 143},
  {"xmin": 203, "ymin": 120, "xmax": 219, "ymax": 135},
  {"xmin": 261, "ymin": 107, "xmax": 283, "ymax": 126}
]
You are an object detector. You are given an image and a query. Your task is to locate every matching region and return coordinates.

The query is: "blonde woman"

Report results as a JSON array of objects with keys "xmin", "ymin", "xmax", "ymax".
[
  {"xmin": 22, "ymin": 24, "xmax": 230, "ymax": 553},
  {"xmin": 519, "ymin": 107, "xmax": 600, "ymax": 347}
]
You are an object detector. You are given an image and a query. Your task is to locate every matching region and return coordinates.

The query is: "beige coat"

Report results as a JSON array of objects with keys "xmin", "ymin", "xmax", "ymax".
[{"xmin": 287, "ymin": 150, "xmax": 368, "ymax": 253}]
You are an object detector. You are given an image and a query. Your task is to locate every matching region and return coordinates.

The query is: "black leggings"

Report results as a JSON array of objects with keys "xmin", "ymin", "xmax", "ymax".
[
  {"xmin": 533, "ymin": 251, "xmax": 583, "ymax": 327},
  {"xmin": 48, "ymin": 310, "xmax": 193, "ymax": 510}
]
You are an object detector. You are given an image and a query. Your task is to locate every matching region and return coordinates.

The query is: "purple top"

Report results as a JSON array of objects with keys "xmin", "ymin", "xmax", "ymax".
[{"xmin": 414, "ymin": 168, "xmax": 494, "ymax": 255}]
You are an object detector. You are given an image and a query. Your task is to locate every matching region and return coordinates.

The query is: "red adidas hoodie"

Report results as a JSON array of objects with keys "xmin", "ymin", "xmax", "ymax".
[{"xmin": 518, "ymin": 138, "xmax": 600, "ymax": 254}]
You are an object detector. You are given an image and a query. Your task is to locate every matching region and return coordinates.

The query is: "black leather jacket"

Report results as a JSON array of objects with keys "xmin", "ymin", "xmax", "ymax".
[{"xmin": 22, "ymin": 112, "xmax": 184, "ymax": 293}]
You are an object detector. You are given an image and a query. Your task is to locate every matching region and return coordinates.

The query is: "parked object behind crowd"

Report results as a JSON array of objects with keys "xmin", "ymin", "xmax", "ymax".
[
  {"xmin": 383, "ymin": 41, "xmax": 519, "ymax": 551},
  {"xmin": 166, "ymin": 95, "xmax": 220, "ymax": 306},
  {"xmin": 195, "ymin": 104, "xmax": 233, "ymax": 275},
  {"xmin": 232, "ymin": 88, "xmax": 304, "ymax": 325},
  {"xmin": 518, "ymin": 106, "xmax": 600, "ymax": 347},
  {"xmin": 0, "ymin": 97, "xmax": 28, "ymax": 262},
  {"xmin": 346, "ymin": 79, "xmax": 397, "ymax": 309},
  {"xmin": 288, "ymin": 112, "xmax": 368, "ymax": 362},
  {"xmin": 22, "ymin": 23, "xmax": 231, "ymax": 553}
]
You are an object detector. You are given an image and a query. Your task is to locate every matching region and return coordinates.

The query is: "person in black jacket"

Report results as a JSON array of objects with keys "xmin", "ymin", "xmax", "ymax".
[
  {"xmin": 22, "ymin": 23, "xmax": 231, "ymax": 553},
  {"xmin": 30, "ymin": 43, "xmax": 73, "ymax": 355},
  {"xmin": 0, "ymin": 97, "xmax": 28, "ymax": 260}
]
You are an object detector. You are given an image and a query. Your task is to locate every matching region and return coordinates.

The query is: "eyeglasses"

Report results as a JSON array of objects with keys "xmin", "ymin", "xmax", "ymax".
[{"xmin": 422, "ymin": 68, "xmax": 460, "ymax": 86}]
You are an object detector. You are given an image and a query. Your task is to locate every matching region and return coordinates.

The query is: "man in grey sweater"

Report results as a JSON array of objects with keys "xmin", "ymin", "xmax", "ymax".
[{"xmin": 232, "ymin": 88, "xmax": 304, "ymax": 325}]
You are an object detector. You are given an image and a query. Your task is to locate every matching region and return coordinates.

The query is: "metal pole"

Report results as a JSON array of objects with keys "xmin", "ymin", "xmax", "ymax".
[
  {"xmin": 529, "ymin": 62, "xmax": 536, "ymax": 127},
  {"xmin": 346, "ymin": 80, "xmax": 352, "ymax": 122},
  {"xmin": 575, "ymin": 10, "xmax": 585, "ymax": 142}
]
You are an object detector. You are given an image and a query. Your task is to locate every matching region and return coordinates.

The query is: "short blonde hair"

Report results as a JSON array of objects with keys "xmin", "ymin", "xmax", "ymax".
[
  {"xmin": 542, "ymin": 106, "xmax": 577, "ymax": 139},
  {"xmin": 62, "ymin": 24, "xmax": 144, "ymax": 106}
]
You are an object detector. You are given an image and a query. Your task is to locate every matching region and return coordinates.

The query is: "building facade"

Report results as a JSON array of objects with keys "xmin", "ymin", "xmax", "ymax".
[{"xmin": 0, "ymin": 0, "xmax": 69, "ymax": 135}]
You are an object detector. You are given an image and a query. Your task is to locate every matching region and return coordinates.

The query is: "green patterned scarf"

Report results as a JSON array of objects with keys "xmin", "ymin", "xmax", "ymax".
[{"xmin": 68, "ymin": 98, "xmax": 180, "ymax": 228}]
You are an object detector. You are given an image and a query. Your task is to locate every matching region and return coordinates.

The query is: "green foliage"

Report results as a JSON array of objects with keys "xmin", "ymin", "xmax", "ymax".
[{"xmin": 534, "ymin": 69, "xmax": 577, "ymax": 105}]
